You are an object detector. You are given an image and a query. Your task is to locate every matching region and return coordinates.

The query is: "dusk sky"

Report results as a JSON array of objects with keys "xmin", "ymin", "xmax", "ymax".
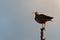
[{"xmin": 0, "ymin": 0, "xmax": 60, "ymax": 40}]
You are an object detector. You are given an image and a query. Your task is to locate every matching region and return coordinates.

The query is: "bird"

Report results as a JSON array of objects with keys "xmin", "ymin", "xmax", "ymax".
[{"xmin": 33, "ymin": 11, "xmax": 53, "ymax": 27}]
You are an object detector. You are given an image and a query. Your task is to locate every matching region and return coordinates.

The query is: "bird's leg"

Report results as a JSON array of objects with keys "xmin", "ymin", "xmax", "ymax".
[
  {"xmin": 41, "ymin": 24, "xmax": 45, "ymax": 30},
  {"xmin": 42, "ymin": 24, "xmax": 44, "ymax": 28},
  {"xmin": 42, "ymin": 24, "xmax": 45, "ymax": 27},
  {"xmin": 43, "ymin": 24, "xmax": 46, "ymax": 30},
  {"xmin": 44, "ymin": 24, "xmax": 46, "ymax": 28}
]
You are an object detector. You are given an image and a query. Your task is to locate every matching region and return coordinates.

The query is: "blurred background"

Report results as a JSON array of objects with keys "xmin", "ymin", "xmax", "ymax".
[{"xmin": 0, "ymin": 0, "xmax": 60, "ymax": 40}]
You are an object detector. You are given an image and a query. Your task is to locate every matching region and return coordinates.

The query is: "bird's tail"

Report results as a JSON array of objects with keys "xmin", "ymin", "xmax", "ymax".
[
  {"xmin": 50, "ymin": 20, "xmax": 53, "ymax": 22},
  {"xmin": 50, "ymin": 19, "xmax": 54, "ymax": 22},
  {"xmin": 50, "ymin": 17, "xmax": 54, "ymax": 22}
]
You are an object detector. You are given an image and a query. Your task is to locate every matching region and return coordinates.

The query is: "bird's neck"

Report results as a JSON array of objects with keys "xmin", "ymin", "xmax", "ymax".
[
  {"xmin": 35, "ymin": 15, "xmax": 39, "ymax": 18},
  {"xmin": 35, "ymin": 14, "xmax": 39, "ymax": 16}
]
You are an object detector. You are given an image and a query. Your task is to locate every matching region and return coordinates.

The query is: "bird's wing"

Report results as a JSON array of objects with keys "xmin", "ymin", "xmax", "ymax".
[
  {"xmin": 38, "ymin": 14, "xmax": 53, "ymax": 19},
  {"xmin": 38, "ymin": 14, "xmax": 47, "ymax": 18}
]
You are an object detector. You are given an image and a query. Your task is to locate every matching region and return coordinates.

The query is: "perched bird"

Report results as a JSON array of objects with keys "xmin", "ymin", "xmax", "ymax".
[{"xmin": 33, "ymin": 11, "xmax": 53, "ymax": 24}]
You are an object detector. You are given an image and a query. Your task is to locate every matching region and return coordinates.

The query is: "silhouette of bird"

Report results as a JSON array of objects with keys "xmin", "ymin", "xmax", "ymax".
[
  {"xmin": 33, "ymin": 11, "xmax": 53, "ymax": 40},
  {"xmin": 33, "ymin": 11, "xmax": 53, "ymax": 24}
]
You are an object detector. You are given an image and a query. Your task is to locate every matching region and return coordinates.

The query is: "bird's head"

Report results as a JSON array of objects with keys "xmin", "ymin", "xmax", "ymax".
[{"xmin": 32, "ymin": 11, "xmax": 40, "ymax": 15}]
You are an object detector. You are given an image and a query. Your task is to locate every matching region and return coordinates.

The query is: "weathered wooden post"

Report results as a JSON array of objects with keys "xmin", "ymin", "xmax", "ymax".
[
  {"xmin": 40, "ymin": 27, "xmax": 45, "ymax": 40},
  {"xmin": 40, "ymin": 24, "xmax": 45, "ymax": 40}
]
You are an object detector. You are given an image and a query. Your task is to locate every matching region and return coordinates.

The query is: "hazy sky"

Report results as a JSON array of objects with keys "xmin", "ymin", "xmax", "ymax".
[{"xmin": 0, "ymin": 0, "xmax": 60, "ymax": 40}]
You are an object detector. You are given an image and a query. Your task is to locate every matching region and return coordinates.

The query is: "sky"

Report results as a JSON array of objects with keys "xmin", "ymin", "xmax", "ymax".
[{"xmin": 0, "ymin": 0, "xmax": 60, "ymax": 40}]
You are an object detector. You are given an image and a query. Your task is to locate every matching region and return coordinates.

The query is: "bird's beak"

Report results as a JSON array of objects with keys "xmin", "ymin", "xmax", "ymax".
[
  {"xmin": 50, "ymin": 19, "xmax": 54, "ymax": 22},
  {"xmin": 32, "ymin": 12, "xmax": 35, "ymax": 14}
]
